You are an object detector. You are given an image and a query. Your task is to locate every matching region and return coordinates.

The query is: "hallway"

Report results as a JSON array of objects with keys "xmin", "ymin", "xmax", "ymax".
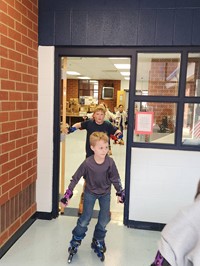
[
  {"xmin": 1, "ymin": 129, "xmax": 160, "ymax": 265},
  {"xmin": 0, "ymin": 216, "xmax": 160, "ymax": 266}
]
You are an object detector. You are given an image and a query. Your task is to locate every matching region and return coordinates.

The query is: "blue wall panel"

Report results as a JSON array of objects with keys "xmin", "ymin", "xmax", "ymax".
[
  {"xmin": 137, "ymin": 9, "xmax": 156, "ymax": 45},
  {"xmin": 119, "ymin": 10, "xmax": 138, "ymax": 45},
  {"xmin": 155, "ymin": 9, "xmax": 175, "ymax": 45},
  {"xmin": 71, "ymin": 11, "xmax": 88, "ymax": 45},
  {"xmin": 192, "ymin": 10, "xmax": 200, "ymax": 45},
  {"xmin": 39, "ymin": 0, "xmax": 200, "ymax": 47},
  {"xmin": 87, "ymin": 11, "xmax": 104, "ymax": 45},
  {"xmin": 55, "ymin": 11, "xmax": 71, "ymax": 45},
  {"xmin": 174, "ymin": 9, "xmax": 193, "ymax": 45}
]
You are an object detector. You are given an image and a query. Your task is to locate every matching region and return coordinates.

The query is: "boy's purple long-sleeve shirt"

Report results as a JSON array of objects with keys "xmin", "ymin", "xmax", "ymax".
[{"xmin": 68, "ymin": 155, "xmax": 123, "ymax": 195}]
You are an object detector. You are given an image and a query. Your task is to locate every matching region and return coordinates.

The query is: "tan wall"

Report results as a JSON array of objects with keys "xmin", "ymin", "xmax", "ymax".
[{"xmin": 0, "ymin": 0, "xmax": 38, "ymax": 247}]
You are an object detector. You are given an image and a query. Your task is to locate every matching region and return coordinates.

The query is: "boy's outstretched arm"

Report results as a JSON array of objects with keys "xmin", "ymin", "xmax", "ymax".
[{"xmin": 65, "ymin": 122, "xmax": 82, "ymax": 134}]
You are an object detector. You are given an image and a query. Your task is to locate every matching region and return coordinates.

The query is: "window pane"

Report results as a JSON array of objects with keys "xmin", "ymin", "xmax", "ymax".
[
  {"xmin": 182, "ymin": 103, "xmax": 200, "ymax": 145},
  {"xmin": 136, "ymin": 53, "xmax": 181, "ymax": 96},
  {"xmin": 185, "ymin": 53, "xmax": 200, "ymax": 97},
  {"xmin": 134, "ymin": 102, "xmax": 177, "ymax": 144}
]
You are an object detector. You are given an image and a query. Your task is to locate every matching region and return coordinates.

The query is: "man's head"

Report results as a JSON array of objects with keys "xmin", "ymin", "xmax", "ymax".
[{"xmin": 93, "ymin": 105, "xmax": 106, "ymax": 124}]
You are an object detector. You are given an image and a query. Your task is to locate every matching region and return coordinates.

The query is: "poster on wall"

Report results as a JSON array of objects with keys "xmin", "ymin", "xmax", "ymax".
[{"xmin": 135, "ymin": 112, "xmax": 154, "ymax": 134}]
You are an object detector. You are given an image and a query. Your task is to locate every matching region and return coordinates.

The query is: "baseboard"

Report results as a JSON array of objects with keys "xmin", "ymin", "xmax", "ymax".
[
  {"xmin": 35, "ymin": 211, "xmax": 54, "ymax": 220},
  {"xmin": 126, "ymin": 220, "xmax": 165, "ymax": 231},
  {"xmin": 0, "ymin": 215, "xmax": 36, "ymax": 259}
]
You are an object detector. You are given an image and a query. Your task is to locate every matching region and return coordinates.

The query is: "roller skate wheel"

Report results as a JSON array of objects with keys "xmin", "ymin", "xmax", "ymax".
[
  {"xmin": 68, "ymin": 253, "xmax": 74, "ymax": 264},
  {"xmin": 101, "ymin": 253, "xmax": 105, "ymax": 261}
]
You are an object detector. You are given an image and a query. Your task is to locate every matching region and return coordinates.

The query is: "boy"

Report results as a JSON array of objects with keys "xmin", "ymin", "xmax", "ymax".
[
  {"xmin": 67, "ymin": 105, "xmax": 123, "ymax": 214},
  {"xmin": 61, "ymin": 132, "xmax": 125, "ymax": 263},
  {"xmin": 68, "ymin": 105, "xmax": 122, "ymax": 157}
]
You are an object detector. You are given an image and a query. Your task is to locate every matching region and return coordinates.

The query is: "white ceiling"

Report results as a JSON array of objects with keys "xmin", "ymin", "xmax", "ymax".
[{"xmin": 62, "ymin": 57, "xmax": 131, "ymax": 81}]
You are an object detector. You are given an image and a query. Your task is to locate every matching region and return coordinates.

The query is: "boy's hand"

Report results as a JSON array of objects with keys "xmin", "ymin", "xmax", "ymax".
[
  {"xmin": 116, "ymin": 189, "xmax": 125, "ymax": 203},
  {"xmin": 60, "ymin": 188, "xmax": 73, "ymax": 207}
]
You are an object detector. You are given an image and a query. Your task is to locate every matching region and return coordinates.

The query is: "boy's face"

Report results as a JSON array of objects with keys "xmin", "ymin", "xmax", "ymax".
[
  {"xmin": 91, "ymin": 140, "xmax": 109, "ymax": 159},
  {"xmin": 93, "ymin": 110, "xmax": 105, "ymax": 124}
]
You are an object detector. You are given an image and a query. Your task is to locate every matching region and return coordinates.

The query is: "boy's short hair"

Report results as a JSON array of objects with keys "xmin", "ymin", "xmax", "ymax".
[
  {"xmin": 93, "ymin": 105, "xmax": 106, "ymax": 114},
  {"xmin": 89, "ymin": 132, "xmax": 109, "ymax": 146}
]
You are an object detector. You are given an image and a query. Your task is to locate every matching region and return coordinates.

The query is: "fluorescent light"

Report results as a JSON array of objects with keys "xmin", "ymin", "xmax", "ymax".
[
  {"xmin": 124, "ymin": 77, "xmax": 130, "ymax": 80},
  {"xmin": 120, "ymin": 72, "xmax": 130, "ymax": 76},
  {"xmin": 78, "ymin": 76, "xmax": 91, "ymax": 79},
  {"xmin": 66, "ymin": 71, "xmax": 80, "ymax": 75},
  {"xmin": 114, "ymin": 64, "xmax": 130, "ymax": 69}
]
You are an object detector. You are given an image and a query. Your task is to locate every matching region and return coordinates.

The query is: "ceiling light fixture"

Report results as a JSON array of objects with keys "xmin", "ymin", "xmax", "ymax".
[
  {"xmin": 114, "ymin": 64, "xmax": 130, "ymax": 69},
  {"xmin": 120, "ymin": 72, "xmax": 130, "ymax": 76},
  {"xmin": 78, "ymin": 76, "xmax": 91, "ymax": 79},
  {"xmin": 66, "ymin": 71, "xmax": 80, "ymax": 75}
]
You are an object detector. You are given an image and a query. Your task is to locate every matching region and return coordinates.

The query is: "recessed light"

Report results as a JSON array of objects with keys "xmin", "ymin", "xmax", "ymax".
[
  {"xmin": 120, "ymin": 72, "xmax": 130, "ymax": 76},
  {"xmin": 78, "ymin": 76, "xmax": 91, "ymax": 79},
  {"xmin": 114, "ymin": 64, "xmax": 130, "ymax": 69},
  {"xmin": 66, "ymin": 71, "xmax": 80, "ymax": 75}
]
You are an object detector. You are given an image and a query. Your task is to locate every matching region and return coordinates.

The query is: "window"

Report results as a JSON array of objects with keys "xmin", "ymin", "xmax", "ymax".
[
  {"xmin": 133, "ymin": 52, "xmax": 200, "ymax": 148},
  {"xmin": 78, "ymin": 79, "xmax": 98, "ymax": 104}
]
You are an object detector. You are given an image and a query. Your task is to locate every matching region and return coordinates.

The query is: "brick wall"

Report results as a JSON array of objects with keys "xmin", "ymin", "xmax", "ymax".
[{"xmin": 0, "ymin": 0, "xmax": 38, "ymax": 248}]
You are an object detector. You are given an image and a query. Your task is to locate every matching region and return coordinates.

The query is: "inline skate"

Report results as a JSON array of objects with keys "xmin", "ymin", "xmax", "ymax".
[
  {"xmin": 91, "ymin": 238, "xmax": 106, "ymax": 262},
  {"xmin": 67, "ymin": 236, "xmax": 82, "ymax": 264}
]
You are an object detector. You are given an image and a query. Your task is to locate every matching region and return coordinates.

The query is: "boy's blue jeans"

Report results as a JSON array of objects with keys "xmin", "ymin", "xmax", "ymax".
[{"xmin": 72, "ymin": 191, "xmax": 111, "ymax": 241}]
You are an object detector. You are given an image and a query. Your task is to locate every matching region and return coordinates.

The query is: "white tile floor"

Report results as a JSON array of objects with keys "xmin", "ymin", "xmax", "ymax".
[{"xmin": 1, "ymin": 129, "xmax": 161, "ymax": 265}]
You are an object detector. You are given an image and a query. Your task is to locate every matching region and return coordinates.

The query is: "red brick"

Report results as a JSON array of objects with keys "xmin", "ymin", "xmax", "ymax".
[
  {"xmin": 2, "ymin": 179, "xmax": 16, "ymax": 194},
  {"xmin": 2, "ymin": 122, "xmax": 15, "ymax": 132},
  {"xmin": 22, "ymin": 110, "xmax": 32, "ymax": 118},
  {"xmin": 15, "ymin": 172, "xmax": 27, "ymax": 184},
  {"xmin": 10, "ymin": 147, "xmax": 22, "ymax": 160},
  {"xmin": 0, "ymin": 46, "xmax": 8, "ymax": 57},
  {"xmin": 16, "ymin": 82, "xmax": 27, "ymax": 91},
  {"xmin": 16, "ymin": 21, "xmax": 27, "ymax": 35},
  {"xmin": 0, "ymin": 112, "xmax": 9, "ymax": 122},
  {"xmin": 7, "ymin": 5, "xmax": 22, "ymax": 22},
  {"xmin": 8, "ymin": 28, "xmax": 21, "ymax": 42},
  {"xmin": 16, "ymin": 120, "xmax": 27, "ymax": 130},
  {"xmin": 1, "ymin": 80, "xmax": 15, "ymax": 91},
  {"xmin": 9, "ymin": 111, "xmax": 22, "ymax": 121},
  {"xmin": 16, "ymin": 42, "xmax": 28, "ymax": 55},
  {"xmin": 0, "ymin": 69, "xmax": 8, "ymax": 79},
  {"xmin": 9, "ymin": 91, "xmax": 22, "ymax": 101},
  {"xmin": 16, "ymin": 154, "xmax": 27, "ymax": 167},
  {"xmin": 1, "ymin": 35, "xmax": 15, "ymax": 49},
  {"xmin": 0, "ymin": 133, "xmax": 9, "ymax": 143},
  {"xmin": 16, "ymin": 102, "xmax": 28, "ymax": 110},
  {"xmin": 2, "ymin": 140, "xmax": 15, "ymax": 153},
  {"xmin": 1, "ymin": 12, "xmax": 15, "ymax": 28},
  {"xmin": 9, "ymin": 50, "xmax": 22, "ymax": 62},
  {"xmin": 0, "ymin": 173, "xmax": 9, "ymax": 186},
  {"xmin": 0, "ymin": 153, "xmax": 9, "ymax": 164},
  {"xmin": 9, "ymin": 70, "xmax": 22, "ymax": 82},
  {"xmin": 16, "ymin": 137, "xmax": 27, "ymax": 148},
  {"xmin": 9, "ymin": 184, "xmax": 22, "ymax": 199},
  {"xmin": 9, "ymin": 166, "xmax": 22, "ymax": 180},
  {"xmin": 0, "ymin": 90, "xmax": 9, "ymax": 101},
  {"xmin": 10, "ymin": 129, "xmax": 22, "ymax": 140},
  {"xmin": 1, "ymin": 58, "xmax": 15, "ymax": 70}
]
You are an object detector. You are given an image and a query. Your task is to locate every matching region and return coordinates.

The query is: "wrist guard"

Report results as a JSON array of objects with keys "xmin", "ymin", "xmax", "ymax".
[
  {"xmin": 60, "ymin": 188, "xmax": 73, "ymax": 206},
  {"xmin": 68, "ymin": 126, "xmax": 77, "ymax": 134},
  {"xmin": 116, "ymin": 189, "xmax": 125, "ymax": 203},
  {"xmin": 115, "ymin": 132, "xmax": 123, "ymax": 139}
]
